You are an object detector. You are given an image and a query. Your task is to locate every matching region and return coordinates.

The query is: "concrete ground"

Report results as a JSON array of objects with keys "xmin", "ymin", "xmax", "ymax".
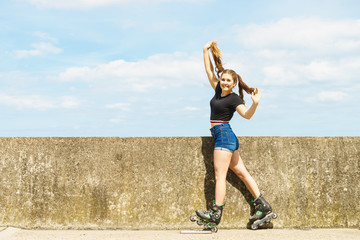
[{"xmin": 0, "ymin": 227, "xmax": 359, "ymax": 240}]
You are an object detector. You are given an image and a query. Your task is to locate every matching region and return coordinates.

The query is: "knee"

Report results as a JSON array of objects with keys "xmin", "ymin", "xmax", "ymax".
[{"xmin": 214, "ymin": 171, "xmax": 227, "ymax": 182}]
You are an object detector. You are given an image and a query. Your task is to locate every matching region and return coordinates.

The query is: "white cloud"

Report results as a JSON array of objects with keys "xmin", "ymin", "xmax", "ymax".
[
  {"xmin": 184, "ymin": 107, "xmax": 199, "ymax": 111},
  {"xmin": 33, "ymin": 31, "xmax": 58, "ymax": 42},
  {"xmin": 53, "ymin": 52, "xmax": 204, "ymax": 92},
  {"xmin": 0, "ymin": 94, "xmax": 80, "ymax": 110},
  {"xmin": 303, "ymin": 61, "xmax": 341, "ymax": 81},
  {"xmin": 230, "ymin": 18, "xmax": 360, "ymax": 86},
  {"xmin": 109, "ymin": 118, "xmax": 122, "ymax": 124},
  {"xmin": 317, "ymin": 91, "xmax": 348, "ymax": 102},
  {"xmin": 105, "ymin": 102, "xmax": 130, "ymax": 111},
  {"xmin": 108, "ymin": 115, "xmax": 128, "ymax": 124},
  {"xmin": 12, "ymin": 32, "xmax": 61, "ymax": 59},
  {"xmin": 23, "ymin": 0, "xmax": 208, "ymax": 10},
  {"xmin": 304, "ymin": 90, "xmax": 349, "ymax": 103},
  {"xmin": 235, "ymin": 18, "xmax": 360, "ymax": 53},
  {"xmin": 24, "ymin": 0, "xmax": 127, "ymax": 9},
  {"xmin": 262, "ymin": 65, "xmax": 298, "ymax": 85},
  {"xmin": 261, "ymin": 58, "xmax": 360, "ymax": 86},
  {"xmin": 60, "ymin": 96, "xmax": 81, "ymax": 108},
  {"xmin": 14, "ymin": 42, "xmax": 62, "ymax": 59},
  {"xmin": 0, "ymin": 71, "xmax": 39, "ymax": 86}
]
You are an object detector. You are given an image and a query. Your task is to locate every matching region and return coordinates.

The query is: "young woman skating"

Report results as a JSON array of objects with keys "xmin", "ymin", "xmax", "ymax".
[{"xmin": 194, "ymin": 40, "xmax": 274, "ymax": 230}]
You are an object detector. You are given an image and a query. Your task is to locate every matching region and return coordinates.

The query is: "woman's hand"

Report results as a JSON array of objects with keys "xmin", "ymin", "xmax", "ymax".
[
  {"xmin": 236, "ymin": 89, "xmax": 261, "ymax": 120},
  {"xmin": 251, "ymin": 88, "xmax": 261, "ymax": 105},
  {"xmin": 204, "ymin": 40, "xmax": 217, "ymax": 51}
]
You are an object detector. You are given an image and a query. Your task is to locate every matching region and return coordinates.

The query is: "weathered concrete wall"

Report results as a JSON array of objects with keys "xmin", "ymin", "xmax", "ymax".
[{"xmin": 0, "ymin": 137, "xmax": 359, "ymax": 229}]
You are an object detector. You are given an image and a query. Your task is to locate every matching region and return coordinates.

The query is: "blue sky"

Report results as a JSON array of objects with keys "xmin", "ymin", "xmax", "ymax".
[{"xmin": 1, "ymin": 0, "xmax": 359, "ymax": 136}]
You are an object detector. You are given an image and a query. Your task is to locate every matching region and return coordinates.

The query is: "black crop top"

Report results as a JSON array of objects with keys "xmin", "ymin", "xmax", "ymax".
[{"xmin": 210, "ymin": 82, "xmax": 244, "ymax": 122}]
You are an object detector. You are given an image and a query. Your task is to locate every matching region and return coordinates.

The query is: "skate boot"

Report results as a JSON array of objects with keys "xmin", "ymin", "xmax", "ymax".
[
  {"xmin": 249, "ymin": 194, "xmax": 272, "ymax": 222},
  {"xmin": 196, "ymin": 201, "xmax": 224, "ymax": 225},
  {"xmin": 190, "ymin": 201, "xmax": 224, "ymax": 232},
  {"xmin": 249, "ymin": 194, "xmax": 277, "ymax": 230}
]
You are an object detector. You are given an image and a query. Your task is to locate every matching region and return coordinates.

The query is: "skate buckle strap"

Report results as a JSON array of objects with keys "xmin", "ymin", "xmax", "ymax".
[{"xmin": 212, "ymin": 200, "xmax": 225, "ymax": 208}]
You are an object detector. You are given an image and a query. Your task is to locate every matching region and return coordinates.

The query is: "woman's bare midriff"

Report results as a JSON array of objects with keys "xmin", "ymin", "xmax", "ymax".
[{"xmin": 211, "ymin": 122, "xmax": 229, "ymax": 128}]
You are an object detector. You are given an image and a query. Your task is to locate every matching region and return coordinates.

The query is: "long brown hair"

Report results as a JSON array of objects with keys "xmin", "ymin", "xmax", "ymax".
[{"xmin": 210, "ymin": 42, "xmax": 255, "ymax": 103}]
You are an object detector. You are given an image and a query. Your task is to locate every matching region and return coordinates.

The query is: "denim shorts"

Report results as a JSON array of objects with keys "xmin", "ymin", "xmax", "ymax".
[{"xmin": 210, "ymin": 124, "xmax": 239, "ymax": 153}]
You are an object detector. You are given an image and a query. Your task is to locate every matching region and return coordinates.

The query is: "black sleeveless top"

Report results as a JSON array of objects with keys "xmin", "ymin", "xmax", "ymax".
[{"xmin": 210, "ymin": 82, "xmax": 244, "ymax": 122}]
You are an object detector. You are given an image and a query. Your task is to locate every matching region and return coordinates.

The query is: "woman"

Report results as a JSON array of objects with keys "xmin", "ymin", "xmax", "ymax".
[{"xmin": 196, "ymin": 40, "xmax": 273, "ymax": 227}]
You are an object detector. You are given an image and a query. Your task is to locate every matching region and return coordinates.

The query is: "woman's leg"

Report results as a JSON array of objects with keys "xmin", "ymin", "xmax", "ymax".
[
  {"xmin": 213, "ymin": 149, "xmax": 233, "ymax": 205},
  {"xmin": 229, "ymin": 150, "xmax": 260, "ymax": 199}
]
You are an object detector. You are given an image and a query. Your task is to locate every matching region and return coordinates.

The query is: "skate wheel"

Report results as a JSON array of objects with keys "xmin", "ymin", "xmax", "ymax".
[
  {"xmin": 211, "ymin": 226, "xmax": 218, "ymax": 233},
  {"xmin": 190, "ymin": 215, "xmax": 197, "ymax": 222},
  {"xmin": 272, "ymin": 213, "xmax": 278, "ymax": 219},
  {"xmin": 251, "ymin": 224, "xmax": 258, "ymax": 230},
  {"xmin": 196, "ymin": 220, "xmax": 203, "ymax": 226}
]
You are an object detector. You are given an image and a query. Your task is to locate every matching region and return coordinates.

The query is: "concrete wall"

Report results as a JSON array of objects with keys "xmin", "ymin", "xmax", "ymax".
[{"xmin": 0, "ymin": 137, "xmax": 359, "ymax": 229}]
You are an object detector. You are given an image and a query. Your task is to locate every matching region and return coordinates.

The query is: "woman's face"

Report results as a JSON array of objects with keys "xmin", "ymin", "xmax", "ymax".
[{"xmin": 220, "ymin": 73, "xmax": 236, "ymax": 92}]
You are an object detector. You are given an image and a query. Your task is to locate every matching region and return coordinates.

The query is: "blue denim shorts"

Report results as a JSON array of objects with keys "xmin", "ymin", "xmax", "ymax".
[{"xmin": 210, "ymin": 124, "xmax": 239, "ymax": 153}]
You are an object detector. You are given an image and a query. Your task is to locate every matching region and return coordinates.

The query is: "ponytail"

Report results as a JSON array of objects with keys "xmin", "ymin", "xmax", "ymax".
[
  {"xmin": 209, "ymin": 42, "xmax": 224, "ymax": 78},
  {"xmin": 237, "ymin": 74, "xmax": 255, "ymax": 103}
]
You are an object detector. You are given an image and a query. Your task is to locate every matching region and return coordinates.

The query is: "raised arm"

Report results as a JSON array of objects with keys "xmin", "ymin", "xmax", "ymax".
[
  {"xmin": 203, "ymin": 41, "xmax": 218, "ymax": 90},
  {"xmin": 236, "ymin": 88, "xmax": 261, "ymax": 120}
]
